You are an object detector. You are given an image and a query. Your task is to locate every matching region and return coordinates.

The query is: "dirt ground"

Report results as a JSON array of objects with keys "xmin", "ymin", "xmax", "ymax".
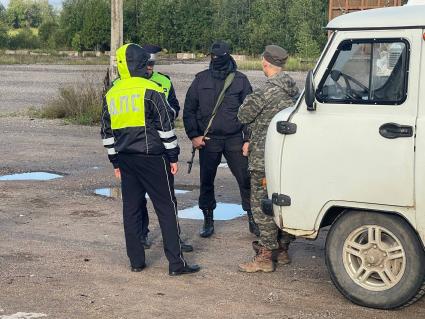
[{"xmin": 0, "ymin": 64, "xmax": 424, "ymax": 319}]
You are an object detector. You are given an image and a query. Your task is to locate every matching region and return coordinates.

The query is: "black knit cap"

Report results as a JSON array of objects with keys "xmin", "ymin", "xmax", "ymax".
[
  {"xmin": 210, "ymin": 40, "xmax": 230, "ymax": 56},
  {"xmin": 263, "ymin": 45, "xmax": 289, "ymax": 67}
]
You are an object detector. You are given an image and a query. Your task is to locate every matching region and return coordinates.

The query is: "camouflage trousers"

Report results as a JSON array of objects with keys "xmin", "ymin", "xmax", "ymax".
[{"xmin": 250, "ymin": 170, "xmax": 294, "ymax": 250}]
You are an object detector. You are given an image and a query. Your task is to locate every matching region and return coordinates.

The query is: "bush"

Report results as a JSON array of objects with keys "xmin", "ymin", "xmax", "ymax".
[
  {"xmin": 39, "ymin": 21, "xmax": 58, "ymax": 49},
  {"xmin": 0, "ymin": 22, "xmax": 8, "ymax": 48},
  {"xmin": 7, "ymin": 27, "xmax": 39, "ymax": 49},
  {"xmin": 40, "ymin": 83, "xmax": 103, "ymax": 125},
  {"xmin": 71, "ymin": 33, "xmax": 82, "ymax": 52}
]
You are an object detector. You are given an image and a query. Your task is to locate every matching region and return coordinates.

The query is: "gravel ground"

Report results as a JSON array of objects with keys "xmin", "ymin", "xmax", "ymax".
[
  {"xmin": 0, "ymin": 65, "xmax": 424, "ymax": 319},
  {"xmin": 0, "ymin": 63, "xmax": 306, "ymax": 115}
]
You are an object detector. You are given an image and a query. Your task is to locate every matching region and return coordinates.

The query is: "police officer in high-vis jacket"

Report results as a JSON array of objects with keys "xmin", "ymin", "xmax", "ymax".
[
  {"xmin": 136, "ymin": 45, "xmax": 193, "ymax": 252},
  {"xmin": 101, "ymin": 43, "xmax": 200, "ymax": 276},
  {"xmin": 143, "ymin": 44, "xmax": 180, "ymax": 117}
]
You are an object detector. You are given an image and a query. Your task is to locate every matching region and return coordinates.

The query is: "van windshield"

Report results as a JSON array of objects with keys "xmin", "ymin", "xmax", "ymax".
[{"xmin": 317, "ymin": 39, "xmax": 409, "ymax": 105}]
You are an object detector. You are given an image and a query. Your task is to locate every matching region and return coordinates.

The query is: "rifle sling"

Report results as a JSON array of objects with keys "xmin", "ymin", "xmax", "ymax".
[{"xmin": 203, "ymin": 72, "xmax": 235, "ymax": 137}]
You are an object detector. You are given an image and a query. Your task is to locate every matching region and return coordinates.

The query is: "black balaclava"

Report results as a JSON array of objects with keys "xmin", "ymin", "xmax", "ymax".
[
  {"xmin": 211, "ymin": 53, "xmax": 231, "ymax": 70},
  {"xmin": 209, "ymin": 40, "xmax": 236, "ymax": 80}
]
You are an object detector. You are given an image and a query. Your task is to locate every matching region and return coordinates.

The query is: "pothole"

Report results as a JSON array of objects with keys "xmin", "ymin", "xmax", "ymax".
[
  {"xmin": 94, "ymin": 187, "xmax": 191, "ymax": 199},
  {"xmin": 178, "ymin": 203, "xmax": 245, "ymax": 220},
  {"xmin": 0, "ymin": 172, "xmax": 63, "ymax": 181}
]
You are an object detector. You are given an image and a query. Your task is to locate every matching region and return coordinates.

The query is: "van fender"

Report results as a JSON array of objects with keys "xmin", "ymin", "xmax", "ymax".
[{"xmin": 312, "ymin": 201, "xmax": 424, "ymax": 247}]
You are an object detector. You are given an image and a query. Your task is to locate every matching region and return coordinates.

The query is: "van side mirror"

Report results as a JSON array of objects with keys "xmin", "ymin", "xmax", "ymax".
[{"xmin": 305, "ymin": 70, "xmax": 316, "ymax": 111}]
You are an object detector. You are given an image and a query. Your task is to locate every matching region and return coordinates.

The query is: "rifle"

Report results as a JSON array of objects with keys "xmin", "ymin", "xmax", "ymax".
[
  {"xmin": 187, "ymin": 72, "xmax": 235, "ymax": 174},
  {"xmin": 102, "ymin": 68, "xmax": 111, "ymax": 96},
  {"xmin": 187, "ymin": 146, "xmax": 196, "ymax": 174}
]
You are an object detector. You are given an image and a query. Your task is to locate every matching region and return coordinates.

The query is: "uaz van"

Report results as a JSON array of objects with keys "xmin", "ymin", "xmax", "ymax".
[{"xmin": 263, "ymin": 4, "xmax": 425, "ymax": 309}]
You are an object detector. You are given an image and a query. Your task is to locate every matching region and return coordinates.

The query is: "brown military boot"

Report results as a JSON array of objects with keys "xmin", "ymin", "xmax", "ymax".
[
  {"xmin": 238, "ymin": 247, "xmax": 275, "ymax": 273},
  {"xmin": 277, "ymin": 249, "xmax": 291, "ymax": 265},
  {"xmin": 252, "ymin": 240, "xmax": 291, "ymax": 265}
]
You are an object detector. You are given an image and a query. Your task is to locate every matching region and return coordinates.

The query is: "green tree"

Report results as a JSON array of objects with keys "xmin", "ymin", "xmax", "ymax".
[
  {"xmin": 6, "ymin": 0, "xmax": 53, "ymax": 28},
  {"xmin": 60, "ymin": 0, "xmax": 110, "ymax": 50},
  {"xmin": 7, "ymin": 0, "xmax": 27, "ymax": 28},
  {"xmin": 39, "ymin": 20, "xmax": 58, "ymax": 48},
  {"xmin": 80, "ymin": 0, "xmax": 110, "ymax": 50},
  {"xmin": 56, "ymin": 0, "xmax": 330, "ymax": 55},
  {"xmin": 288, "ymin": 0, "xmax": 327, "ymax": 57},
  {"xmin": 71, "ymin": 32, "xmax": 82, "ymax": 51},
  {"xmin": 0, "ymin": 20, "xmax": 9, "ymax": 48},
  {"xmin": 123, "ymin": 0, "xmax": 141, "ymax": 43},
  {"xmin": 59, "ymin": 0, "xmax": 85, "ymax": 48},
  {"xmin": 0, "ymin": 3, "xmax": 6, "ymax": 22},
  {"xmin": 25, "ymin": 2, "xmax": 42, "ymax": 27},
  {"xmin": 295, "ymin": 21, "xmax": 320, "ymax": 58}
]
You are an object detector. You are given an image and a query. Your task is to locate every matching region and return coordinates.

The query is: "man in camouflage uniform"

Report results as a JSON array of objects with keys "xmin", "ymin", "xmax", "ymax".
[{"xmin": 237, "ymin": 45, "xmax": 299, "ymax": 273}]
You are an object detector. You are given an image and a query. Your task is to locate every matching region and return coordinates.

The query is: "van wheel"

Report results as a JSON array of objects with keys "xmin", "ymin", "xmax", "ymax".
[{"xmin": 325, "ymin": 210, "xmax": 425, "ymax": 309}]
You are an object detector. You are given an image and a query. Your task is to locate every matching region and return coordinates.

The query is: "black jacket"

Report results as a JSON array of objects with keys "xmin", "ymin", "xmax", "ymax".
[
  {"xmin": 101, "ymin": 44, "xmax": 179, "ymax": 168},
  {"xmin": 183, "ymin": 68, "xmax": 252, "ymax": 140}
]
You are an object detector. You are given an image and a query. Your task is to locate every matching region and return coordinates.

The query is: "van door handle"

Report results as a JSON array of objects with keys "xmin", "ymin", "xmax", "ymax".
[{"xmin": 379, "ymin": 123, "xmax": 413, "ymax": 139}]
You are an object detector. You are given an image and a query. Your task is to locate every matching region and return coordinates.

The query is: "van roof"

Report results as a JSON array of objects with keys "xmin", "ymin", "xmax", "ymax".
[{"xmin": 327, "ymin": 5, "xmax": 425, "ymax": 31}]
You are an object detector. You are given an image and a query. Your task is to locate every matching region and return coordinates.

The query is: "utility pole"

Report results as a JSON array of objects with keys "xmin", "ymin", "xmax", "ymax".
[{"xmin": 110, "ymin": 0, "xmax": 124, "ymax": 79}]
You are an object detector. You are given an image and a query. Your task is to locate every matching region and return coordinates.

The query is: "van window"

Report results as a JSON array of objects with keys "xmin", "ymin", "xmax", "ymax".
[{"xmin": 316, "ymin": 39, "xmax": 409, "ymax": 105}]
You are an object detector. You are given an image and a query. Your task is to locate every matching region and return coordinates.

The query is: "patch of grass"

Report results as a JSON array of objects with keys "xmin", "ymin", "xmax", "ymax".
[
  {"xmin": 238, "ymin": 56, "xmax": 316, "ymax": 72},
  {"xmin": 7, "ymin": 28, "xmax": 38, "ymax": 36},
  {"xmin": 237, "ymin": 59, "xmax": 263, "ymax": 71},
  {"xmin": 0, "ymin": 53, "xmax": 109, "ymax": 65},
  {"xmin": 38, "ymin": 83, "xmax": 103, "ymax": 126}
]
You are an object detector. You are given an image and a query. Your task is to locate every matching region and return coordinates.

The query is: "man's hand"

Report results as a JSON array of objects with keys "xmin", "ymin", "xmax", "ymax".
[
  {"xmin": 192, "ymin": 136, "xmax": 205, "ymax": 149},
  {"xmin": 170, "ymin": 162, "xmax": 178, "ymax": 175},
  {"xmin": 242, "ymin": 142, "xmax": 250, "ymax": 157},
  {"xmin": 114, "ymin": 168, "xmax": 121, "ymax": 179}
]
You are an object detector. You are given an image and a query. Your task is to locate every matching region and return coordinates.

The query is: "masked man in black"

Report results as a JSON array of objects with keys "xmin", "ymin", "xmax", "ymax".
[{"xmin": 183, "ymin": 40, "xmax": 259, "ymax": 238}]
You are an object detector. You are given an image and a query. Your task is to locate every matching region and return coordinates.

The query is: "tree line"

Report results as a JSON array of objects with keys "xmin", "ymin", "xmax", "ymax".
[{"xmin": 0, "ymin": 0, "xmax": 329, "ymax": 58}]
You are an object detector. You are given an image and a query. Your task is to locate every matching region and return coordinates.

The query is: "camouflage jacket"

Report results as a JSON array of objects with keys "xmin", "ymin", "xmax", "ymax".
[{"xmin": 238, "ymin": 72, "xmax": 299, "ymax": 172}]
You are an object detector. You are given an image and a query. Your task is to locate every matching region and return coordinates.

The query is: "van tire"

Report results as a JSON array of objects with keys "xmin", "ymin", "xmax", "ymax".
[{"xmin": 325, "ymin": 210, "xmax": 425, "ymax": 309}]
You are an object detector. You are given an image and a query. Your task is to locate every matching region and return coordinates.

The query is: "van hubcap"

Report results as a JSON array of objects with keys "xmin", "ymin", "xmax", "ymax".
[{"xmin": 342, "ymin": 225, "xmax": 406, "ymax": 291}]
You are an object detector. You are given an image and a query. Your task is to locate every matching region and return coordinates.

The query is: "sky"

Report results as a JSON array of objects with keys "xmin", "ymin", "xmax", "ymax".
[{"xmin": 1, "ymin": 0, "xmax": 63, "ymax": 8}]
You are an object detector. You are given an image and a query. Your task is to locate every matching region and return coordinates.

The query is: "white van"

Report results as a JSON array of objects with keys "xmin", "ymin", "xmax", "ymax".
[{"xmin": 263, "ymin": 4, "xmax": 425, "ymax": 309}]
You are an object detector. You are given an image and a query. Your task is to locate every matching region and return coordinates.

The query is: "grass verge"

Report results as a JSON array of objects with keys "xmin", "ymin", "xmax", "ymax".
[
  {"xmin": 238, "ymin": 56, "xmax": 316, "ymax": 72},
  {"xmin": 0, "ymin": 54, "xmax": 109, "ymax": 65},
  {"xmin": 34, "ymin": 83, "xmax": 103, "ymax": 126}
]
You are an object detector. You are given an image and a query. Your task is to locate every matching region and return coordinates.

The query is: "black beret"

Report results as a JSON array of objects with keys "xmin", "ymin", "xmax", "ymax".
[{"xmin": 263, "ymin": 45, "xmax": 289, "ymax": 67}]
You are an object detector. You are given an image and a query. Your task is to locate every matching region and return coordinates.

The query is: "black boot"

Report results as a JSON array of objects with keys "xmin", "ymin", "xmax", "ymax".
[
  {"xmin": 247, "ymin": 210, "xmax": 260, "ymax": 237},
  {"xmin": 141, "ymin": 234, "xmax": 152, "ymax": 249},
  {"xmin": 200, "ymin": 209, "xmax": 214, "ymax": 238},
  {"xmin": 180, "ymin": 239, "xmax": 194, "ymax": 252}
]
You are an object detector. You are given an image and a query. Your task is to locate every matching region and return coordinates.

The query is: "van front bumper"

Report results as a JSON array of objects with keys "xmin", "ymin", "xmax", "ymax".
[{"xmin": 261, "ymin": 199, "xmax": 274, "ymax": 217}]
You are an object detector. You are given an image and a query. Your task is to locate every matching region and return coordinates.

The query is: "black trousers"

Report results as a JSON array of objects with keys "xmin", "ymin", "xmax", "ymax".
[
  {"xmin": 140, "ymin": 196, "xmax": 149, "ymax": 237},
  {"xmin": 118, "ymin": 153, "xmax": 186, "ymax": 272},
  {"xmin": 198, "ymin": 134, "xmax": 251, "ymax": 211}
]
